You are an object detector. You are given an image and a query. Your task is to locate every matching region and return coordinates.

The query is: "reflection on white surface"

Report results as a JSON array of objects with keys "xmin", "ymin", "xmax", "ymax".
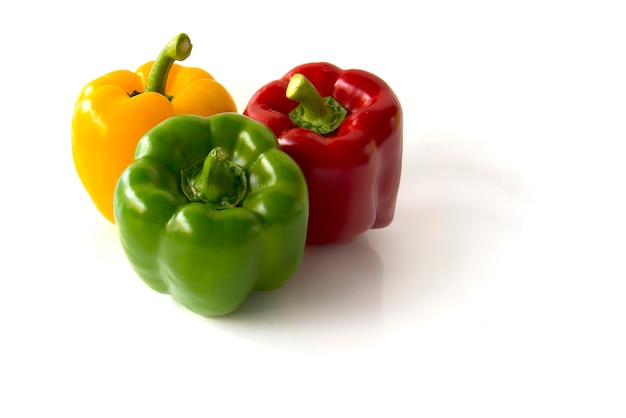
[
  {"xmin": 382, "ymin": 135, "xmax": 527, "ymax": 322},
  {"xmin": 2, "ymin": 1, "xmax": 626, "ymax": 416},
  {"xmin": 206, "ymin": 236, "xmax": 383, "ymax": 351}
]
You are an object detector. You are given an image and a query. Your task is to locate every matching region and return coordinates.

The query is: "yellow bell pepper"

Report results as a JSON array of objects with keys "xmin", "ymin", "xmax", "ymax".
[{"xmin": 71, "ymin": 33, "xmax": 237, "ymax": 223}]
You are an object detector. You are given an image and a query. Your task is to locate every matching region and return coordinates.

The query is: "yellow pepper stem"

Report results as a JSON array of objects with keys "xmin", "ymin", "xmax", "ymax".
[{"xmin": 145, "ymin": 33, "xmax": 193, "ymax": 96}]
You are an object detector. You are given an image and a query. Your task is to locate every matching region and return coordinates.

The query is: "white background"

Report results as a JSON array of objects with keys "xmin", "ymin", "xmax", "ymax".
[{"xmin": 1, "ymin": 1, "xmax": 625, "ymax": 416}]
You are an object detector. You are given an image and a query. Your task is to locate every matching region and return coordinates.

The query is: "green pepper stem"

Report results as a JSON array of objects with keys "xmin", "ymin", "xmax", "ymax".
[
  {"xmin": 286, "ymin": 73, "xmax": 347, "ymax": 135},
  {"xmin": 144, "ymin": 33, "xmax": 193, "ymax": 96},
  {"xmin": 182, "ymin": 147, "xmax": 247, "ymax": 209}
]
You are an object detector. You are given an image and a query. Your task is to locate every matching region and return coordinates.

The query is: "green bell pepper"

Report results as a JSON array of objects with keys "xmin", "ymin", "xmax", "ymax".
[{"xmin": 113, "ymin": 113, "xmax": 309, "ymax": 316}]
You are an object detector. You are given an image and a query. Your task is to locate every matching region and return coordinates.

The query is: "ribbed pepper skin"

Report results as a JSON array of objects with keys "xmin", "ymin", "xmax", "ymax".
[
  {"xmin": 72, "ymin": 62, "xmax": 237, "ymax": 223},
  {"xmin": 113, "ymin": 113, "xmax": 309, "ymax": 316},
  {"xmin": 244, "ymin": 62, "xmax": 403, "ymax": 245}
]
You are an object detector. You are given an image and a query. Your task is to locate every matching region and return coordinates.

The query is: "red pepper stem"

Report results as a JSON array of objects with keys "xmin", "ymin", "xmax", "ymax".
[
  {"xmin": 287, "ymin": 74, "xmax": 347, "ymax": 135},
  {"xmin": 144, "ymin": 33, "xmax": 193, "ymax": 96},
  {"xmin": 182, "ymin": 147, "xmax": 247, "ymax": 209},
  {"xmin": 287, "ymin": 74, "xmax": 331, "ymax": 120}
]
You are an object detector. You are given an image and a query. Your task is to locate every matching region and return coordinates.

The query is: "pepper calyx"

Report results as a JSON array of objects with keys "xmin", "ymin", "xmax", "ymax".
[
  {"xmin": 181, "ymin": 147, "xmax": 247, "ymax": 209},
  {"xmin": 286, "ymin": 73, "xmax": 347, "ymax": 135}
]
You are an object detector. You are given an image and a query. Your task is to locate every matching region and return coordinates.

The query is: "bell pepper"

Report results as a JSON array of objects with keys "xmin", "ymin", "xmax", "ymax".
[
  {"xmin": 113, "ymin": 112, "xmax": 309, "ymax": 316},
  {"xmin": 243, "ymin": 62, "xmax": 403, "ymax": 245},
  {"xmin": 72, "ymin": 33, "xmax": 237, "ymax": 223}
]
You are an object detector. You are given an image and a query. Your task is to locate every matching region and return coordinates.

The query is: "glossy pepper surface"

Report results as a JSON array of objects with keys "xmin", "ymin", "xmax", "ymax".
[
  {"xmin": 72, "ymin": 33, "xmax": 236, "ymax": 223},
  {"xmin": 114, "ymin": 113, "xmax": 309, "ymax": 316},
  {"xmin": 244, "ymin": 62, "xmax": 402, "ymax": 245}
]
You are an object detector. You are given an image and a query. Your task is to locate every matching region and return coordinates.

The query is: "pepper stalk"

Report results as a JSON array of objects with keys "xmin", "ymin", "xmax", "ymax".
[
  {"xmin": 286, "ymin": 73, "xmax": 347, "ymax": 135},
  {"xmin": 130, "ymin": 33, "xmax": 193, "ymax": 99},
  {"xmin": 181, "ymin": 147, "xmax": 248, "ymax": 209}
]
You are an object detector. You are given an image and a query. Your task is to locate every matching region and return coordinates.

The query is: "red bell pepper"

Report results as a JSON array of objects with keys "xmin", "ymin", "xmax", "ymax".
[{"xmin": 244, "ymin": 62, "xmax": 403, "ymax": 245}]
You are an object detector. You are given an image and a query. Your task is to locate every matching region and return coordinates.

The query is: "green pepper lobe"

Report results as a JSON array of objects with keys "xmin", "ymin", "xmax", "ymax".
[{"xmin": 113, "ymin": 113, "xmax": 309, "ymax": 316}]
